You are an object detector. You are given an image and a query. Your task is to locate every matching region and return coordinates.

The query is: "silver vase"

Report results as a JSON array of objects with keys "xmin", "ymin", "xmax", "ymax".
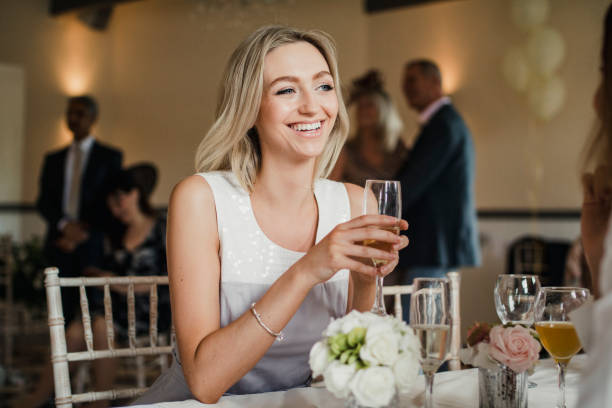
[{"xmin": 478, "ymin": 366, "xmax": 528, "ymax": 408}]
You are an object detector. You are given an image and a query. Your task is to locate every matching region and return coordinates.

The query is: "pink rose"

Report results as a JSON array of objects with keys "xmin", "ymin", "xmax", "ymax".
[{"xmin": 488, "ymin": 325, "xmax": 541, "ymax": 373}]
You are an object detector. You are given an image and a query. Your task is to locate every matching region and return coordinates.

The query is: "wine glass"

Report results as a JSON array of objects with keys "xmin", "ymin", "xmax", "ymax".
[
  {"xmin": 494, "ymin": 274, "xmax": 541, "ymax": 325},
  {"xmin": 410, "ymin": 278, "xmax": 451, "ymax": 408},
  {"xmin": 362, "ymin": 179, "xmax": 401, "ymax": 316},
  {"xmin": 534, "ymin": 287, "xmax": 590, "ymax": 408}
]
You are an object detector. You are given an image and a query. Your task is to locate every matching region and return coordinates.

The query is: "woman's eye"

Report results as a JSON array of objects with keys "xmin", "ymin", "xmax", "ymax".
[
  {"xmin": 275, "ymin": 88, "xmax": 295, "ymax": 95},
  {"xmin": 317, "ymin": 84, "xmax": 334, "ymax": 91}
]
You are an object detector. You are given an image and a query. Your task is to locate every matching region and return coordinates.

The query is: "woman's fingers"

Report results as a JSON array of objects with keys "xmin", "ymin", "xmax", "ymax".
[
  {"xmin": 337, "ymin": 214, "xmax": 408, "ymax": 231},
  {"xmin": 393, "ymin": 235, "xmax": 409, "ymax": 251},
  {"xmin": 342, "ymin": 242, "xmax": 398, "ymax": 263},
  {"xmin": 339, "ymin": 226, "xmax": 402, "ymax": 245},
  {"xmin": 378, "ymin": 255, "xmax": 399, "ymax": 276},
  {"xmin": 341, "ymin": 255, "xmax": 379, "ymax": 277}
]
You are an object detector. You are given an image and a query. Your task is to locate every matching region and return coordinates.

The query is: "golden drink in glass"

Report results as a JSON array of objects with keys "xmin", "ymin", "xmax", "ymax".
[
  {"xmin": 535, "ymin": 322, "xmax": 581, "ymax": 365},
  {"xmin": 362, "ymin": 226, "xmax": 400, "ymax": 266},
  {"xmin": 535, "ymin": 287, "xmax": 590, "ymax": 408}
]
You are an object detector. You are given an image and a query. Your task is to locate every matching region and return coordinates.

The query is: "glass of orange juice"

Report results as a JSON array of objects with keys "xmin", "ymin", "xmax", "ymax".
[{"xmin": 534, "ymin": 287, "xmax": 590, "ymax": 408}]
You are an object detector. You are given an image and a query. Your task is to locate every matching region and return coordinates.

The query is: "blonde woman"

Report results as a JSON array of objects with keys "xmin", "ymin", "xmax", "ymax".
[
  {"xmin": 330, "ymin": 70, "xmax": 407, "ymax": 186},
  {"xmin": 134, "ymin": 26, "xmax": 408, "ymax": 404}
]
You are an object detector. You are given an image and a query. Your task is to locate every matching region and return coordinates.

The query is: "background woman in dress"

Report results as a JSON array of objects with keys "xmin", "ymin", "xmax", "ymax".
[
  {"xmin": 135, "ymin": 26, "xmax": 408, "ymax": 404},
  {"xmin": 18, "ymin": 164, "xmax": 169, "ymax": 408},
  {"xmin": 330, "ymin": 69, "xmax": 407, "ymax": 185}
]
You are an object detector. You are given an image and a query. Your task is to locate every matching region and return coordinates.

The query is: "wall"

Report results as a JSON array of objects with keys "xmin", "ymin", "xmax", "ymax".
[
  {"xmin": 368, "ymin": 0, "xmax": 608, "ymax": 209},
  {"xmin": 0, "ymin": 0, "xmax": 608, "ymax": 340},
  {"xmin": 1, "ymin": 0, "xmax": 607, "ymax": 210}
]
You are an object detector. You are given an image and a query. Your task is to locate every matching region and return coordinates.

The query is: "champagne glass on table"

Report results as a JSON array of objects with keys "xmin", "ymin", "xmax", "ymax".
[
  {"xmin": 494, "ymin": 274, "xmax": 541, "ymax": 325},
  {"xmin": 362, "ymin": 179, "xmax": 401, "ymax": 316},
  {"xmin": 410, "ymin": 278, "xmax": 451, "ymax": 408},
  {"xmin": 534, "ymin": 287, "xmax": 590, "ymax": 408}
]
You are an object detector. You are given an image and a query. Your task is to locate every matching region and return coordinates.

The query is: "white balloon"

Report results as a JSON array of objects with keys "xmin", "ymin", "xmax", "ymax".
[
  {"xmin": 511, "ymin": 0, "xmax": 549, "ymax": 31},
  {"xmin": 501, "ymin": 46, "xmax": 531, "ymax": 92},
  {"xmin": 527, "ymin": 75, "xmax": 566, "ymax": 121},
  {"xmin": 526, "ymin": 27, "xmax": 566, "ymax": 76}
]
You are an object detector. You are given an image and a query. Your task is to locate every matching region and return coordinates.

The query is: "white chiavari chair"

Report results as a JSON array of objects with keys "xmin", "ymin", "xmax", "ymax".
[
  {"xmin": 382, "ymin": 271, "xmax": 462, "ymax": 370},
  {"xmin": 44, "ymin": 267, "xmax": 173, "ymax": 408}
]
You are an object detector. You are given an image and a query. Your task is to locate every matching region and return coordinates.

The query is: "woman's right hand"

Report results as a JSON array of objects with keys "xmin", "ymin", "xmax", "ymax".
[{"xmin": 296, "ymin": 214, "xmax": 407, "ymax": 286}]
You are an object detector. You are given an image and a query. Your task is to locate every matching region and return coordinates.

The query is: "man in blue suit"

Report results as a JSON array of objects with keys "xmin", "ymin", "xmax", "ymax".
[
  {"xmin": 395, "ymin": 60, "xmax": 480, "ymax": 317},
  {"xmin": 36, "ymin": 95, "xmax": 122, "ymax": 324}
]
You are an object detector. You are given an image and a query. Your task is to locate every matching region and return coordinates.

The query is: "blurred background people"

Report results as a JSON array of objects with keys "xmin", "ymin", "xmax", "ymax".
[
  {"xmin": 36, "ymin": 95, "xmax": 123, "ymax": 327},
  {"xmin": 572, "ymin": 4, "xmax": 612, "ymax": 407},
  {"xmin": 330, "ymin": 69, "xmax": 407, "ymax": 185},
  {"xmin": 395, "ymin": 59, "xmax": 480, "ymax": 319},
  {"xmin": 20, "ymin": 164, "xmax": 169, "ymax": 408}
]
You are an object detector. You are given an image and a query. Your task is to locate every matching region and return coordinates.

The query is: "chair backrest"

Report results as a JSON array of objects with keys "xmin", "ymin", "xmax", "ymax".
[
  {"xmin": 507, "ymin": 235, "xmax": 571, "ymax": 286},
  {"xmin": 44, "ymin": 267, "xmax": 173, "ymax": 408},
  {"xmin": 382, "ymin": 271, "xmax": 461, "ymax": 371}
]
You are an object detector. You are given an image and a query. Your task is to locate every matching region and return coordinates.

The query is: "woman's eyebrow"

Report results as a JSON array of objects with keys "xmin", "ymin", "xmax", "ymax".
[{"xmin": 268, "ymin": 71, "xmax": 332, "ymax": 87}]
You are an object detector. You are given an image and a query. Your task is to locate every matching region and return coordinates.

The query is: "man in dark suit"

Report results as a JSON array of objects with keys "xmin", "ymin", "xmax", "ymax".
[
  {"xmin": 395, "ymin": 59, "xmax": 480, "ymax": 317},
  {"xmin": 36, "ymin": 95, "xmax": 122, "ymax": 324}
]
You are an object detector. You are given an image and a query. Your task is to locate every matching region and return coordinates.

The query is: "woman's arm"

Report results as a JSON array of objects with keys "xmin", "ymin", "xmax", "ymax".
[
  {"xmin": 344, "ymin": 183, "xmax": 408, "ymax": 312},
  {"xmin": 170, "ymin": 176, "xmax": 404, "ymax": 403},
  {"xmin": 581, "ymin": 165, "xmax": 612, "ymax": 298}
]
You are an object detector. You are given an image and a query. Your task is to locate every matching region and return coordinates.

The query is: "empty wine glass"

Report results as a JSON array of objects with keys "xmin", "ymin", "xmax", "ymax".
[
  {"xmin": 410, "ymin": 278, "xmax": 451, "ymax": 408},
  {"xmin": 362, "ymin": 179, "xmax": 401, "ymax": 316},
  {"xmin": 494, "ymin": 274, "xmax": 541, "ymax": 325},
  {"xmin": 534, "ymin": 287, "xmax": 590, "ymax": 408}
]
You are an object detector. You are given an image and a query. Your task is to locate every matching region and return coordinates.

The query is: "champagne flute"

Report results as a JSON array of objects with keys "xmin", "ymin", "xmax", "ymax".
[
  {"xmin": 410, "ymin": 278, "xmax": 451, "ymax": 408},
  {"xmin": 534, "ymin": 287, "xmax": 590, "ymax": 408},
  {"xmin": 362, "ymin": 179, "xmax": 401, "ymax": 316},
  {"xmin": 494, "ymin": 274, "xmax": 541, "ymax": 325}
]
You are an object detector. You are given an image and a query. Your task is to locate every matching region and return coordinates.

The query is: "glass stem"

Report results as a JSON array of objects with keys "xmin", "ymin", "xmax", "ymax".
[
  {"xmin": 557, "ymin": 362, "xmax": 567, "ymax": 408},
  {"xmin": 372, "ymin": 272, "xmax": 385, "ymax": 315},
  {"xmin": 424, "ymin": 371, "xmax": 434, "ymax": 408}
]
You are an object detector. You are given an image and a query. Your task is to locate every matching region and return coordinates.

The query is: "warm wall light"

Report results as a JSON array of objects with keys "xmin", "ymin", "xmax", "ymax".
[{"xmin": 55, "ymin": 18, "xmax": 96, "ymax": 95}]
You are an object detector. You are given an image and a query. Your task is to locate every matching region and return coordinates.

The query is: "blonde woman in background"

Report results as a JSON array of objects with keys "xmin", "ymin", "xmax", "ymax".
[
  {"xmin": 330, "ymin": 70, "xmax": 407, "ymax": 186},
  {"xmin": 134, "ymin": 26, "xmax": 409, "ymax": 405}
]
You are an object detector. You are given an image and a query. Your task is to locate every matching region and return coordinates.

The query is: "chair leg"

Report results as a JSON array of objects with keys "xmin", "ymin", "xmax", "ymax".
[{"xmin": 136, "ymin": 355, "xmax": 145, "ymax": 388}]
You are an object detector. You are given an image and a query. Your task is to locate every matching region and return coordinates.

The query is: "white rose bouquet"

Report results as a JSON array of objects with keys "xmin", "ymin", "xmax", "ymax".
[{"xmin": 309, "ymin": 310, "xmax": 420, "ymax": 408}]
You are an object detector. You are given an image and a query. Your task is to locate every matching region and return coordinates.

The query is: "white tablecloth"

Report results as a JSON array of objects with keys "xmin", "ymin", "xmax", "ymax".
[{"xmin": 130, "ymin": 355, "xmax": 586, "ymax": 408}]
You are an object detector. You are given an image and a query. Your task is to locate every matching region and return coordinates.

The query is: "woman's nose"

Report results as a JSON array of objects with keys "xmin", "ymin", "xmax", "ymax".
[{"xmin": 298, "ymin": 90, "xmax": 317, "ymax": 114}]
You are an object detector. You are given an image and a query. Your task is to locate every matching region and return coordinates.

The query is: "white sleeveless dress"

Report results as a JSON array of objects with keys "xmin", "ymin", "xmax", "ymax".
[{"xmin": 134, "ymin": 171, "xmax": 350, "ymax": 403}]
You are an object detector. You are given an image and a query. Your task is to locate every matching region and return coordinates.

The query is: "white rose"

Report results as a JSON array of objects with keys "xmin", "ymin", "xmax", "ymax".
[
  {"xmin": 358, "ymin": 311, "xmax": 384, "ymax": 328},
  {"xmin": 459, "ymin": 343, "xmax": 499, "ymax": 371},
  {"xmin": 393, "ymin": 353, "xmax": 420, "ymax": 393},
  {"xmin": 399, "ymin": 329, "xmax": 420, "ymax": 355},
  {"xmin": 340, "ymin": 310, "xmax": 364, "ymax": 334},
  {"xmin": 323, "ymin": 361, "xmax": 356, "ymax": 399},
  {"xmin": 309, "ymin": 341, "xmax": 330, "ymax": 378},
  {"xmin": 349, "ymin": 366, "xmax": 396, "ymax": 407},
  {"xmin": 324, "ymin": 317, "xmax": 343, "ymax": 337},
  {"xmin": 359, "ymin": 322, "xmax": 399, "ymax": 366}
]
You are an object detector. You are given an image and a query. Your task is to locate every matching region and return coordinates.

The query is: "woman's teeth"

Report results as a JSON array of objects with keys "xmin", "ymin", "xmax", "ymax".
[{"xmin": 291, "ymin": 122, "xmax": 321, "ymax": 131}]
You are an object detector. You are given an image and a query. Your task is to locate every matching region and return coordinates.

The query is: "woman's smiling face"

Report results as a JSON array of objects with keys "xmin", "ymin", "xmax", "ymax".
[{"xmin": 255, "ymin": 41, "xmax": 339, "ymax": 162}]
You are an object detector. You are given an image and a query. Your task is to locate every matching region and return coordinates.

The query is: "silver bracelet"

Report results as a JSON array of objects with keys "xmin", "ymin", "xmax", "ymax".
[{"xmin": 250, "ymin": 302, "xmax": 285, "ymax": 342}]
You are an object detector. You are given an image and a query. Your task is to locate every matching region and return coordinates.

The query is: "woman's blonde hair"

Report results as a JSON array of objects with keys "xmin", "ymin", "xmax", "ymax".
[
  {"xmin": 348, "ymin": 70, "xmax": 403, "ymax": 152},
  {"xmin": 195, "ymin": 25, "xmax": 349, "ymax": 191}
]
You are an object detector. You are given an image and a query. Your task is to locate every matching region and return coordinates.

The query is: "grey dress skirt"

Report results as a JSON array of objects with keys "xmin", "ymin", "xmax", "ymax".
[{"xmin": 133, "ymin": 171, "xmax": 350, "ymax": 404}]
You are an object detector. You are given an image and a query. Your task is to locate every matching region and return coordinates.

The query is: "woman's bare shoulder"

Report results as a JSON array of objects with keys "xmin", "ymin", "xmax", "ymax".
[
  {"xmin": 170, "ymin": 175, "xmax": 214, "ymax": 209},
  {"xmin": 343, "ymin": 182, "xmax": 365, "ymax": 219}
]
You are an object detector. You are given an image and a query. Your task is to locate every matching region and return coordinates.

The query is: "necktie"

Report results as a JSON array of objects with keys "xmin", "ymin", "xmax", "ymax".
[{"xmin": 66, "ymin": 145, "xmax": 82, "ymax": 219}]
